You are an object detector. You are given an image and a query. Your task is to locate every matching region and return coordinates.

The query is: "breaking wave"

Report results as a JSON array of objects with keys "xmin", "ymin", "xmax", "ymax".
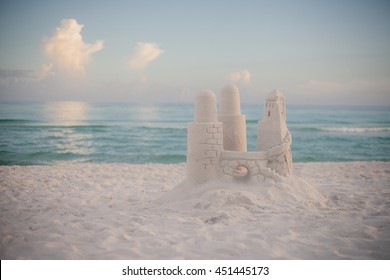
[{"xmin": 319, "ymin": 127, "xmax": 390, "ymax": 133}]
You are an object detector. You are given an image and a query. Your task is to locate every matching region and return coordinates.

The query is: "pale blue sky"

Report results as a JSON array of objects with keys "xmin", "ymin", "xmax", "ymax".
[{"xmin": 0, "ymin": 0, "xmax": 389, "ymax": 104}]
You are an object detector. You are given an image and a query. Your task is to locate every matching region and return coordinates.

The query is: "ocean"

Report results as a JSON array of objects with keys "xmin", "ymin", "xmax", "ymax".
[{"xmin": 0, "ymin": 102, "xmax": 389, "ymax": 165}]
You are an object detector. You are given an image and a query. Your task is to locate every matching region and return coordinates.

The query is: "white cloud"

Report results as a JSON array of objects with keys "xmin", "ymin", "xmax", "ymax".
[
  {"xmin": 42, "ymin": 19, "xmax": 104, "ymax": 77},
  {"xmin": 228, "ymin": 69, "xmax": 251, "ymax": 85},
  {"xmin": 37, "ymin": 63, "xmax": 55, "ymax": 80},
  {"xmin": 128, "ymin": 42, "xmax": 164, "ymax": 70},
  {"xmin": 228, "ymin": 72, "xmax": 241, "ymax": 83},
  {"xmin": 240, "ymin": 69, "xmax": 251, "ymax": 83}
]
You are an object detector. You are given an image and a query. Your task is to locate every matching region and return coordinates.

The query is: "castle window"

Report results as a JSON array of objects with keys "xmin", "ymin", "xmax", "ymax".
[{"xmin": 268, "ymin": 110, "xmax": 270, "ymax": 117}]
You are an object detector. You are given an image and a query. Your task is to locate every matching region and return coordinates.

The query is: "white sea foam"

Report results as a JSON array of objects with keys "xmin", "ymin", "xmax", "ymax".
[
  {"xmin": 0, "ymin": 162, "xmax": 389, "ymax": 259},
  {"xmin": 321, "ymin": 127, "xmax": 390, "ymax": 133}
]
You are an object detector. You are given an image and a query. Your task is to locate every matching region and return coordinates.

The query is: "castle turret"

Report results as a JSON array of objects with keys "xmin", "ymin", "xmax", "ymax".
[
  {"xmin": 256, "ymin": 89, "xmax": 287, "ymax": 151},
  {"xmin": 217, "ymin": 85, "xmax": 247, "ymax": 152},
  {"xmin": 186, "ymin": 90, "xmax": 223, "ymax": 186}
]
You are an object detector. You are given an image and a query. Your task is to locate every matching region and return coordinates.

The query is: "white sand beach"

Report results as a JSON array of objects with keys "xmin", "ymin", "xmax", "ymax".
[{"xmin": 0, "ymin": 161, "xmax": 389, "ymax": 259}]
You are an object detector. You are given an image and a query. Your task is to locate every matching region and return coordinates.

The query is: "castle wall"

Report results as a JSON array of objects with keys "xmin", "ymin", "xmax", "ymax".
[
  {"xmin": 186, "ymin": 123, "xmax": 223, "ymax": 185},
  {"xmin": 267, "ymin": 149, "xmax": 292, "ymax": 177},
  {"xmin": 219, "ymin": 150, "xmax": 288, "ymax": 183}
]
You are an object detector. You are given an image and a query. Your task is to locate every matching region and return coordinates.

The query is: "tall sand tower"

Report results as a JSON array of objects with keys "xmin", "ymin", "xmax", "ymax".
[
  {"xmin": 186, "ymin": 90, "xmax": 223, "ymax": 186},
  {"xmin": 257, "ymin": 89, "xmax": 287, "ymax": 151},
  {"xmin": 218, "ymin": 85, "xmax": 247, "ymax": 152}
]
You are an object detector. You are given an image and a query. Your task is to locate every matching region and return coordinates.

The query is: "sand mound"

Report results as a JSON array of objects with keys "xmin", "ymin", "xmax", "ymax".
[{"xmin": 158, "ymin": 176, "xmax": 327, "ymax": 212}]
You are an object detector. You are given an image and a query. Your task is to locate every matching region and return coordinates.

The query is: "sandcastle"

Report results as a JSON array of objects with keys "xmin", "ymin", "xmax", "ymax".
[{"xmin": 186, "ymin": 85, "xmax": 293, "ymax": 186}]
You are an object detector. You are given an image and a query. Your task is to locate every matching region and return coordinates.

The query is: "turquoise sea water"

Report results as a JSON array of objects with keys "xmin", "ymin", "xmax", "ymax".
[{"xmin": 0, "ymin": 102, "xmax": 389, "ymax": 165}]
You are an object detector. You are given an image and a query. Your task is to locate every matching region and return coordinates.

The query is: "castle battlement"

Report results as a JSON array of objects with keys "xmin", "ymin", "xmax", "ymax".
[{"xmin": 186, "ymin": 85, "xmax": 292, "ymax": 186}]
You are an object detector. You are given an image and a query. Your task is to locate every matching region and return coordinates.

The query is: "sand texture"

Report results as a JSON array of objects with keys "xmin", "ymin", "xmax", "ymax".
[{"xmin": 0, "ymin": 162, "xmax": 389, "ymax": 259}]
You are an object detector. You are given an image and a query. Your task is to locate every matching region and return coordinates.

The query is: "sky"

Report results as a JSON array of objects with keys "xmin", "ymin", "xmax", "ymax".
[{"xmin": 0, "ymin": 0, "xmax": 389, "ymax": 105}]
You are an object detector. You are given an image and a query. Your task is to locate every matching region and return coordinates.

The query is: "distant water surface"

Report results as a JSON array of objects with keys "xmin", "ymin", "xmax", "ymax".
[{"xmin": 0, "ymin": 102, "xmax": 389, "ymax": 165}]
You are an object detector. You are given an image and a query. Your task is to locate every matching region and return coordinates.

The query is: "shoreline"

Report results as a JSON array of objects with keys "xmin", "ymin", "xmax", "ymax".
[
  {"xmin": 1, "ymin": 161, "xmax": 389, "ymax": 259},
  {"xmin": 1, "ymin": 159, "xmax": 389, "ymax": 167}
]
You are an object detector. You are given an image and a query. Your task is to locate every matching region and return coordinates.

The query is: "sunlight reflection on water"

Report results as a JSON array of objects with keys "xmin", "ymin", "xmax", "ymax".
[
  {"xmin": 44, "ymin": 101, "xmax": 89, "ymax": 126},
  {"xmin": 43, "ymin": 102, "xmax": 96, "ymax": 156}
]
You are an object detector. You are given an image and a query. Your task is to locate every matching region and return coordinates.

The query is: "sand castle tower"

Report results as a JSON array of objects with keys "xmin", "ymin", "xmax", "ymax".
[
  {"xmin": 218, "ymin": 85, "xmax": 247, "ymax": 152},
  {"xmin": 257, "ymin": 89, "xmax": 292, "ymax": 177},
  {"xmin": 257, "ymin": 90, "xmax": 288, "ymax": 151},
  {"xmin": 186, "ymin": 90, "xmax": 223, "ymax": 186}
]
